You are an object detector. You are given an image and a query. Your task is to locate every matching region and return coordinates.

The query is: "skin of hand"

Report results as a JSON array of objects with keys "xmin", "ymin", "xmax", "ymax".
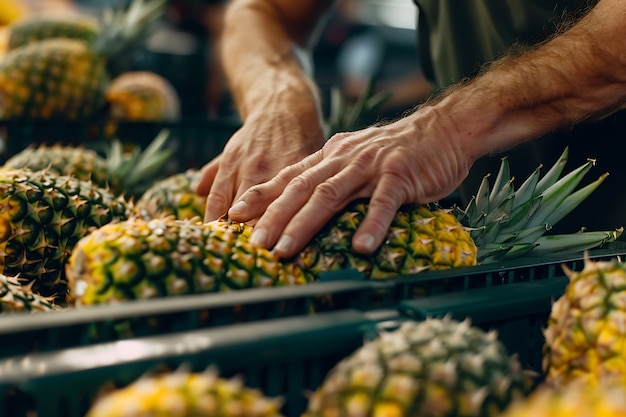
[
  {"xmin": 197, "ymin": 0, "xmax": 333, "ymax": 221},
  {"xmin": 228, "ymin": 0, "xmax": 626, "ymax": 258}
]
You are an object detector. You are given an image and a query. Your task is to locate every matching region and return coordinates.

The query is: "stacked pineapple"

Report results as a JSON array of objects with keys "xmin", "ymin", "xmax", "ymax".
[
  {"xmin": 2, "ymin": 129, "xmax": 173, "ymax": 198},
  {"xmin": 542, "ymin": 256, "xmax": 626, "ymax": 385},
  {"xmin": 0, "ymin": 273, "xmax": 62, "ymax": 313},
  {"xmin": 499, "ymin": 379, "xmax": 626, "ymax": 417},
  {"xmin": 85, "ymin": 367, "xmax": 285, "ymax": 417},
  {"xmin": 81, "ymin": 317, "xmax": 534, "ymax": 417},
  {"xmin": 135, "ymin": 168, "xmax": 206, "ymax": 220},
  {"xmin": 0, "ymin": 0, "xmax": 169, "ymax": 121}
]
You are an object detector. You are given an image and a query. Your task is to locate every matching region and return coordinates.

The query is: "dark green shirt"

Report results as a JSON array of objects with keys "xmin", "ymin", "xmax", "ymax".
[{"xmin": 414, "ymin": 0, "xmax": 587, "ymax": 88}]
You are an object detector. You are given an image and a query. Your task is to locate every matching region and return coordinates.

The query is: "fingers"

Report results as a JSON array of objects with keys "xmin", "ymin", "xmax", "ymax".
[
  {"xmin": 204, "ymin": 165, "xmax": 237, "ymax": 221},
  {"xmin": 247, "ymin": 153, "xmax": 373, "ymax": 259},
  {"xmin": 351, "ymin": 173, "xmax": 407, "ymax": 253},
  {"xmin": 228, "ymin": 150, "xmax": 324, "ymax": 222},
  {"xmin": 196, "ymin": 158, "xmax": 219, "ymax": 196}
]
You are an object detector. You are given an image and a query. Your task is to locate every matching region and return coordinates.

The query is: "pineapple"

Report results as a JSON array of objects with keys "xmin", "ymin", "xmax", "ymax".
[
  {"xmin": 85, "ymin": 367, "xmax": 284, "ymax": 417},
  {"xmin": 0, "ymin": 274, "xmax": 62, "ymax": 313},
  {"xmin": 0, "ymin": 168, "xmax": 132, "ymax": 304},
  {"xmin": 7, "ymin": 12, "xmax": 99, "ymax": 51},
  {"xmin": 499, "ymin": 379, "xmax": 626, "ymax": 417},
  {"xmin": 303, "ymin": 317, "xmax": 533, "ymax": 417},
  {"xmin": 135, "ymin": 168, "xmax": 207, "ymax": 220},
  {"xmin": 0, "ymin": 0, "xmax": 27, "ymax": 28},
  {"xmin": 106, "ymin": 71, "xmax": 181, "ymax": 122},
  {"xmin": 0, "ymin": 0, "xmax": 166, "ymax": 120},
  {"xmin": 1, "ymin": 129, "xmax": 173, "ymax": 198},
  {"xmin": 67, "ymin": 149, "xmax": 621, "ymax": 305},
  {"xmin": 68, "ymin": 218, "xmax": 311, "ymax": 305},
  {"xmin": 543, "ymin": 256, "xmax": 626, "ymax": 386}
]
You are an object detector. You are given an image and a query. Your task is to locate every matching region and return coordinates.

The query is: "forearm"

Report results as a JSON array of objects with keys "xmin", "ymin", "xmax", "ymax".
[
  {"xmin": 220, "ymin": 0, "xmax": 330, "ymax": 130},
  {"xmin": 428, "ymin": 0, "xmax": 626, "ymax": 163}
]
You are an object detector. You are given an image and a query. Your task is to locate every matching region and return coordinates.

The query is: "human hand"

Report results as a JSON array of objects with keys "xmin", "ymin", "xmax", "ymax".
[
  {"xmin": 196, "ymin": 111, "xmax": 325, "ymax": 221},
  {"xmin": 227, "ymin": 111, "xmax": 473, "ymax": 259}
]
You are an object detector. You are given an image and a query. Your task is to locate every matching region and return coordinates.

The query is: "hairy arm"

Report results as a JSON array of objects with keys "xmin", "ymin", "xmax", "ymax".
[
  {"xmin": 434, "ymin": 0, "xmax": 626, "ymax": 165},
  {"xmin": 229, "ymin": 0, "xmax": 626, "ymax": 258},
  {"xmin": 221, "ymin": 0, "xmax": 332, "ymax": 121},
  {"xmin": 198, "ymin": 0, "xmax": 333, "ymax": 220}
]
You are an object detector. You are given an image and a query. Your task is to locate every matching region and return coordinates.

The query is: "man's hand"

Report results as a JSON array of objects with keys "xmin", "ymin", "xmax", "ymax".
[
  {"xmin": 197, "ymin": 110, "xmax": 325, "ymax": 221},
  {"xmin": 227, "ymin": 110, "xmax": 471, "ymax": 258}
]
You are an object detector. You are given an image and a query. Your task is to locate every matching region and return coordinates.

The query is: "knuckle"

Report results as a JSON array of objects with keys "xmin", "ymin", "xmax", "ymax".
[
  {"xmin": 287, "ymin": 174, "xmax": 317, "ymax": 194},
  {"xmin": 313, "ymin": 180, "xmax": 343, "ymax": 204},
  {"xmin": 206, "ymin": 192, "xmax": 230, "ymax": 209}
]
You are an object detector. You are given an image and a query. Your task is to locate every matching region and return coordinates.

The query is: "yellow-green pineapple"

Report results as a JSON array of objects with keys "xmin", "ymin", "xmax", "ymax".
[
  {"xmin": 0, "ymin": 0, "xmax": 166, "ymax": 120},
  {"xmin": 2, "ymin": 129, "xmax": 173, "ymax": 198},
  {"xmin": 499, "ymin": 379, "xmax": 626, "ymax": 417},
  {"xmin": 135, "ymin": 168, "xmax": 206, "ymax": 220},
  {"xmin": 543, "ymin": 256, "xmax": 626, "ymax": 386},
  {"xmin": 0, "ymin": 168, "xmax": 132, "ymax": 304},
  {"xmin": 68, "ymin": 218, "xmax": 310, "ymax": 305},
  {"xmin": 7, "ymin": 12, "xmax": 99, "ymax": 50},
  {"xmin": 85, "ymin": 367, "xmax": 284, "ymax": 417},
  {"xmin": 303, "ymin": 317, "xmax": 533, "ymax": 417},
  {"xmin": 0, "ymin": 274, "xmax": 62, "ymax": 313},
  {"xmin": 106, "ymin": 71, "xmax": 181, "ymax": 122}
]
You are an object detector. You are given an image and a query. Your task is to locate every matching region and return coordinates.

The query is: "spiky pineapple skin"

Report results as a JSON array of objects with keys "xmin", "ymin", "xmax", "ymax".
[
  {"xmin": 0, "ymin": 38, "xmax": 108, "ymax": 120},
  {"xmin": 0, "ymin": 274, "xmax": 61, "ymax": 313},
  {"xmin": 543, "ymin": 257, "xmax": 626, "ymax": 385},
  {"xmin": 0, "ymin": 168, "xmax": 131, "ymax": 303},
  {"xmin": 303, "ymin": 317, "xmax": 532, "ymax": 417},
  {"xmin": 67, "ymin": 201, "xmax": 477, "ymax": 305},
  {"xmin": 135, "ymin": 169, "xmax": 206, "ymax": 220},
  {"xmin": 67, "ymin": 217, "xmax": 310, "ymax": 305},
  {"xmin": 297, "ymin": 200, "xmax": 477, "ymax": 279},
  {"xmin": 499, "ymin": 379, "xmax": 626, "ymax": 417},
  {"xmin": 2, "ymin": 144, "xmax": 109, "ymax": 189},
  {"xmin": 106, "ymin": 71, "xmax": 181, "ymax": 122},
  {"xmin": 85, "ymin": 368, "xmax": 285, "ymax": 417},
  {"xmin": 7, "ymin": 15, "xmax": 99, "ymax": 50}
]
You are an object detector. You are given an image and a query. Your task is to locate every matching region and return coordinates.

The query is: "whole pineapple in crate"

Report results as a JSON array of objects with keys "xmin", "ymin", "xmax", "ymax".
[
  {"xmin": 99, "ymin": 70, "xmax": 182, "ymax": 138},
  {"xmin": 1, "ymin": 129, "xmax": 174, "ymax": 199},
  {"xmin": 0, "ymin": 168, "xmax": 133, "ymax": 304},
  {"xmin": 135, "ymin": 168, "xmax": 206, "ymax": 220},
  {"xmin": 0, "ymin": 274, "xmax": 63, "ymax": 313},
  {"xmin": 499, "ymin": 378, "xmax": 626, "ymax": 417},
  {"xmin": 67, "ymin": 148, "xmax": 622, "ymax": 305},
  {"xmin": 0, "ymin": 0, "xmax": 166, "ymax": 120},
  {"xmin": 543, "ymin": 255, "xmax": 626, "ymax": 386},
  {"xmin": 303, "ymin": 317, "xmax": 533, "ymax": 417},
  {"xmin": 85, "ymin": 367, "xmax": 285, "ymax": 417},
  {"xmin": 106, "ymin": 71, "xmax": 181, "ymax": 122},
  {"xmin": 6, "ymin": 12, "xmax": 99, "ymax": 51}
]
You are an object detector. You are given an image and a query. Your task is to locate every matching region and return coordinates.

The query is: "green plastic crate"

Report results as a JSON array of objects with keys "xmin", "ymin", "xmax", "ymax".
[
  {"xmin": 0, "ymin": 273, "xmax": 573, "ymax": 417},
  {"xmin": 1, "ymin": 243, "xmax": 626, "ymax": 360}
]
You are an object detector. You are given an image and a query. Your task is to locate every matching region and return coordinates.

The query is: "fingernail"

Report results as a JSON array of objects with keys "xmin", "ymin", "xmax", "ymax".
[
  {"xmin": 250, "ymin": 228, "xmax": 269, "ymax": 247},
  {"xmin": 275, "ymin": 235, "xmax": 294, "ymax": 254},
  {"xmin": 354, "ymin": 233, "xmax": 376, "ymax": 252},
  {"xmin": 229, "ymin": 200, "xmax": 248, "ymax": 216}
]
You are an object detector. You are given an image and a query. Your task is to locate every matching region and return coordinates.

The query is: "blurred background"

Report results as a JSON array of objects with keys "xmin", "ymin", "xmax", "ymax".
[{"xmin": 1, "ymin": 0, "xmax": 432, "ymax": 123}]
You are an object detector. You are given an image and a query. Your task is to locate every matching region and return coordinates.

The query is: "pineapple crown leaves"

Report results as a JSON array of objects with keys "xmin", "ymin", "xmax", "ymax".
[
  {"xmin": 325, "ymin": 77, "xmax": 393, "ymax": 138},
  {"xmin": 91, "ymin": 0, "xmax": 167, "ymax": 59},
  {"xmin": 454, "ymin": 147, "xmax": 622, "ymax": 262},
  {"xmin": 101, "ymin": 129, "xmax": 174, "ymax": 198}
]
